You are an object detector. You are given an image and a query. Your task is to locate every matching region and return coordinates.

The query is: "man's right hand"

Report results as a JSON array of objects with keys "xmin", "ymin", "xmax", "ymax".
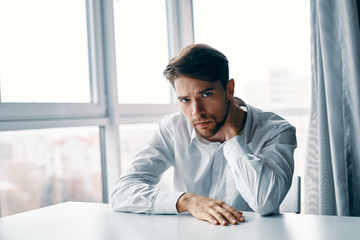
[{"xmin": 176, "ymin": 193, "xmax": 245, "ymax": 225}]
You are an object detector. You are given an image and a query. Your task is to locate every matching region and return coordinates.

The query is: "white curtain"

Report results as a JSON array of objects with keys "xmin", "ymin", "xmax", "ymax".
[{"xmin": 305, "ymin": 0, "xmax": 360, "ymax": 216}]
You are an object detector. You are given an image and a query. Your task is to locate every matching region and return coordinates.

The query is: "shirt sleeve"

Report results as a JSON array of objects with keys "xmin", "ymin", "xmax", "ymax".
[
  {"xmin": 110, "ymin": 118, "xmax": 185, "ymax": 214},
  {"xmin": 223, "ymin": 123, "xmax": 297, "ymax": 216}
]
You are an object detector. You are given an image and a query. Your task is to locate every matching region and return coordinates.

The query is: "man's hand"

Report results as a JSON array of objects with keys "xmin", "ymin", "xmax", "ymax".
[
  {"xmin": 176, "ymin": 193, "xmax": 245, "ymax": 225},
  {"xmin": 221, "ymin": 97, "xmax": 246, "ymax": 142}
]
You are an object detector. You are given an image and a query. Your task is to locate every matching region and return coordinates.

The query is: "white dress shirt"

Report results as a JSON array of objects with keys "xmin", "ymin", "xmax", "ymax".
[{"xmin": 111, "ymin": 103, "xmax": 297, "ymax": 216}]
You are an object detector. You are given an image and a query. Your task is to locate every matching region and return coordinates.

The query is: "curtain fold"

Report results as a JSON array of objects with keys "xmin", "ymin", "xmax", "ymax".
[{"xmin": 305, "ymin": 0, "xmax": 360, "ymax": 216}]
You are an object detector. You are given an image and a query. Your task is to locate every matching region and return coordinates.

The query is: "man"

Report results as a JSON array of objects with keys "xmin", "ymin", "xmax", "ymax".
[{"xmin": 111, "ymin": 44, "xmax": 297, "ymax": 226}]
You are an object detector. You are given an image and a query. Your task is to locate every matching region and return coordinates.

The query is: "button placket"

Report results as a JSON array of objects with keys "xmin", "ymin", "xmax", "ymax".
[{"xmin": 209, "ymin": 147, "xmax": 224, "ymax": 199}]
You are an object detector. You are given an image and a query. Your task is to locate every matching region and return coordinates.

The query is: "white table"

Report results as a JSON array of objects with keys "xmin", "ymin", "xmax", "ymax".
[{"xmin": 0, "ymin": 201, "xmax": 359, "ymax": 240}]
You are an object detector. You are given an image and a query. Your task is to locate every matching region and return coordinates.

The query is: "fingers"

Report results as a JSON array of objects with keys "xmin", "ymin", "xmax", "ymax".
[
  {"xmin": 209, "ymin": 208, "xmax": 229, "ymax": 225},
  {"xmin": 203, "ymin": 213, "xmax": 220, "ymax": 225},
  {"xmin": 202, "ymin": 201, "xmax": 244, "ymax": 226},
  {"xmin": 221, "ymin": 204, "xmax": 245, "ymax": 223},
  {"xmin": 212, "ymin": 203, "xmax": 244, "ymax": 225}
]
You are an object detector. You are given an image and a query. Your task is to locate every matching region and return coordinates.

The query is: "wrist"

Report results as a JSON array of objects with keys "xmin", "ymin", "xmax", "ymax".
[
  {"xmin": 224, "ymin": 128, "xmax": 239, "ymax": 142},
  {"xmin": 223, "ymin": 107, "xmax": 246, "ymax": 142},
  {"xmin": 176, "ymin": 193, "xmax": 194, "ymax": 213}
]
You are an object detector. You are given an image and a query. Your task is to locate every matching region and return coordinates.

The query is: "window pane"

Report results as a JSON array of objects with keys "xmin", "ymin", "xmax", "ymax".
[
  {"xmin": 113, "ymin": 0, "xmax": 171, "ymax": 104},
  {"xmin": 193, "ymin": 0, "xmax": 311, "ymax": 110},
  {"xmin": 0, "ymin": 0, "xmax": 91, "ymax": 103},
  {"xmin": 119, "ymin": 123, "xmax": 173, "ymax": 190},
  {"xmin": 0, "ymin": 127, "xmax": 102, "ymax": 217}
]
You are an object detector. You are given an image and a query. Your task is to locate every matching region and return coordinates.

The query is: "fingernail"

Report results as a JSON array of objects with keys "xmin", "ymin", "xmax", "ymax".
[
  {"xmin": 231, "ymin": 219, "xmax": 238, "ymax": 224},
  {"xmin": 240, "ymin": 217, "xmax": 245, "ymax": 222}
]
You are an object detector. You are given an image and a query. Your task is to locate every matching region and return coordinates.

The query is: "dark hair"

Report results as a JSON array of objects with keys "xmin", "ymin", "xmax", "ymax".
[{"xmin": 163, "ymin": 44, "xmax": 229, "ymax": 89}]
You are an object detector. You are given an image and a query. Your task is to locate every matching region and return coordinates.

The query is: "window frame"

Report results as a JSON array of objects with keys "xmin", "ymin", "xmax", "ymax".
[{"xmin": 0, "ymin": 0, "xmax": 106, "ymax": 122}]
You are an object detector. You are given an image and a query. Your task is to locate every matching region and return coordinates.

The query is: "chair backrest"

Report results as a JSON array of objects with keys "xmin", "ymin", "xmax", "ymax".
[{"xmin": 280, "ymin": 176, "xmax": 301, "ymax": 213}]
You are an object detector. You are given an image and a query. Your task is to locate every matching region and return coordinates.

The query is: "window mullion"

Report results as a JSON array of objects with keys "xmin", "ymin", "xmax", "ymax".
[
  {"xmin": 166, "ymin": 0, "xmax": 194, "ymax": 58},
  {"xmin": 166, "ymin": 0, "xmax": 194, "ymax": 104},
  {"xmin": 98, "ymin": 0, "xmax": 121, "ymax": 202}
]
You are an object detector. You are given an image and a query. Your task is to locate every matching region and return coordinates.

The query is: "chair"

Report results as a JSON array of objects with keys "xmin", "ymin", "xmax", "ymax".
[{"xmin": 279, "ymin": 176, "xmax": 301, "ymax": 213}]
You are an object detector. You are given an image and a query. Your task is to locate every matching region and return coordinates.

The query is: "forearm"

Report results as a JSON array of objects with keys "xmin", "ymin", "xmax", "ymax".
[
  {"xmin": 224, "ymin": 135, "xmax": 294, "ymax": 215},
  {"xmin": 111, "ymin": 176, "xmax": 184, "ymax": 214},
  {"xmin": 228, "ymin": 158, "xmax": 289, "ymax": 215},
  {"xmin": 111, "ymin": 179, "xmax": 157, "ymax": 213}
]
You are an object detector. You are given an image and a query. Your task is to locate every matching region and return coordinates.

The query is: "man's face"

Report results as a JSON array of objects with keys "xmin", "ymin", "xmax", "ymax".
[{"xmin": 174, "ymin": 76, "xmax": 230, "ymax": 140}]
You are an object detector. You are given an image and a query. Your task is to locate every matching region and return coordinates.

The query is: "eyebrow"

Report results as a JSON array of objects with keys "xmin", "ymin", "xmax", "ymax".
[
  {"xmin": 199, "ymin": 88, "xmax": 215, "ymax": 94},
  {"xmin": 177, "ymin": 88, "xmax": 215, "ymax": 100}
]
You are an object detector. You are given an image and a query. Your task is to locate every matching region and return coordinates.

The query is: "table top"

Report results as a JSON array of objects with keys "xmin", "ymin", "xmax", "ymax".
[{"xmin": 0, "ymin": 201, "xmax": 359, "ymax": 240}]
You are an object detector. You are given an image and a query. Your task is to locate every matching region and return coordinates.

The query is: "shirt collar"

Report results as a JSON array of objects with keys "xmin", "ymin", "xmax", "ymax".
[
  {"xmin": 240, "ymin": 104, "xmax": 251, "ymax": 142},
  {"xmin": 190, "ymin": 128, "xmax": 210, "ymax": 146},
  {"xmin": 190, "ymin": 128, "xmax": 222, "ymax": 147},
  {"xmin": 190, "ymin": 128, "xmax": 197, "ymax": 146}
]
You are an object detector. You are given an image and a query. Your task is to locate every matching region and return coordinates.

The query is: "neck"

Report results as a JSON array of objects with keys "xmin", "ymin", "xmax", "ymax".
[{"xmin": 205, "ymin": 130, "xmax": 226, "ymax": 143}]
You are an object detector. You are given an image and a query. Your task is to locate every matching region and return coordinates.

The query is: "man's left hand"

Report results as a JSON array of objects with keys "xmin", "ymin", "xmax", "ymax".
[{"xmin": 221, "ymin": 98, "xmax": 246, "ymax": 142}]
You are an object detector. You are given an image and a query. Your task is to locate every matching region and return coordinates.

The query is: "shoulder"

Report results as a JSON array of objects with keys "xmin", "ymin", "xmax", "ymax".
[{"xmin": 247, "ymin": 104, "xmax": 296, "ymax": 139}]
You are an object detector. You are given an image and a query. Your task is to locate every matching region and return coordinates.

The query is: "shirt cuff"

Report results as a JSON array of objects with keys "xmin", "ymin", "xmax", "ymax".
[{"xmin": 153, "ymin": 190, "xmax": 185, "ymax": 214}]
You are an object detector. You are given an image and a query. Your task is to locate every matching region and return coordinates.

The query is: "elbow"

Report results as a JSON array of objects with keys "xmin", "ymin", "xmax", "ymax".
[
  {"xmin": 110, "ymin": 192, "xmax": 134, "ymax": 213},
  {"xmin": 110, "ymin": 182, "xmax": 129, "ymax": 212},
  {"xmin": 110, "ymin": 183, "xmax": 155, "ymax": 214},
  {"xmin": 250, "ymin": 193, "xmax": 281, "ymax": 216},
  {"xmin": 110, "ymin": 189, "xmax": 123, "ymax": 212},
  {"xmin": 252, "ymin": 175, "xmax": 289, "ymax": 216},
  {"xmin": 253, "ymin": 202, "xmax": 278, "ymax": 216}
]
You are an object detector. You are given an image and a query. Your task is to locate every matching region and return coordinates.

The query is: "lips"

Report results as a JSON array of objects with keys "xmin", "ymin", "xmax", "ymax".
[{"xmin": 195, "ymin": 121, "xmax": 211, "ymax": 128}]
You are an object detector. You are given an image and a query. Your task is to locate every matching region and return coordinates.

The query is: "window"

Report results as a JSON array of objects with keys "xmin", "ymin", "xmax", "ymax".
[
  {"xmin": 0, "ymin": 0, "xmax": 108, "ymax": 216},
  {"xmin": 0, "ymin": 0, "xmax": 91, "ymax": 103},
  {"xmin": 113, "ymin": 0, "xmax": 171, "ymax": 104},
  {"xmin": 0, "ymin": 127, "xmax": 102, "ymax": 217},
  {"xmin": 0, "ymin": 0, "xmax": 181, "ymax": 216},
  {"xmin": 193, "ymin": 0, "xmax": 311, "ymax": 212},
  {"xmin": 193, "ymin": 0, "xmax": 310, "ymax": 110},
  {"xmin": 113, "ymin": 0, "xmax": 179, "ymax": 192}
]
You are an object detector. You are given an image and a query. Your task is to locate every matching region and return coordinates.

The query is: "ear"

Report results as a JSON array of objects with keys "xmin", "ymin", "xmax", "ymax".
[{"xmin": 226, "ymin": 79, "xmax": 235, "ymax": 100}]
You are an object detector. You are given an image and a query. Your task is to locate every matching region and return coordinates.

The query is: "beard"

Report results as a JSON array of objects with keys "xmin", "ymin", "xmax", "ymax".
[{"xmin": 192, "ymin": 100, "xmax": 230, "ymax": 139}]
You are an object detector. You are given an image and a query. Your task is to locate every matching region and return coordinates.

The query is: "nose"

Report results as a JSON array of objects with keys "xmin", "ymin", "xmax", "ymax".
[{"xmin": 192, "ymin": 99, "xmax": 205, "ymax": 118}]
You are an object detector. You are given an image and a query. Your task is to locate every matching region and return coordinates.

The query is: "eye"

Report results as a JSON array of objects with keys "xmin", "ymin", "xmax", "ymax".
[
  {"xmin": 180, "ymin": 98, "xmax": 190, "ymax": 103},
  {"xmin": 202, "ymin": 92, "xmax": 213, "ymax": 98}
]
